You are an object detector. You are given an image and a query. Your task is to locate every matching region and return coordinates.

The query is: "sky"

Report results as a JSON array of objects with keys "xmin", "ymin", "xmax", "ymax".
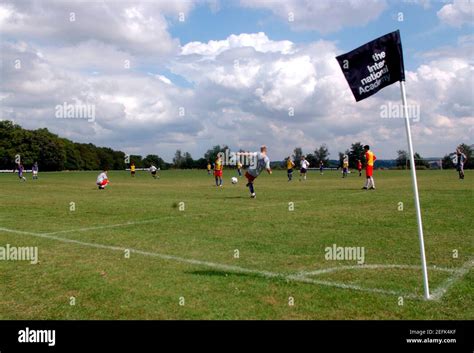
[{"xmin": 0, "ymin": 0, "xmax": 473, "ymax": 161}]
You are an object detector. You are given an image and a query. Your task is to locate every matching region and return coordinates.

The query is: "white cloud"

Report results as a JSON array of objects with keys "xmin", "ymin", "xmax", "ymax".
[
  {"xmin": 240, "ymin": 0, "xmax": 386, "ymax": 33},
  {"xmin": 156, "ymin": 75, "xmax": 172, "ymax": 85},
  {"xmin": 437, "ymin": 0, "xmax": 474, "ymax": 27},
  {"xmin": 0, "ymin": 1, "xmax": 195, "ymax": 56},
  {"xmin": 181, "ymin": 32, "xmax": 294, "ymax": 56}
]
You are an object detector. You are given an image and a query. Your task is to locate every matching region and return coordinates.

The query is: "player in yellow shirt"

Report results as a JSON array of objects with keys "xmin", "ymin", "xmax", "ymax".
[
  {"xmin": 362, "ymin": 145, "xmax": 377, "ymax": 190},
  {"xmin": 286, "ymin": 156, "xmax": 295, "ymax": 181},
  {"xmin": 130, "ymin": 162, "xmax": 136, "ymax": 177},
  {"xmin": 214, "ymin": 156, "xmax": 223, "ymax": 187},
  {"xmin": 207, "ymin": 161, "xmax": 211, "ymax": 175},
  {"xmin": 342, "ymin": 155, "xmax": 349, "ymax": 178}
]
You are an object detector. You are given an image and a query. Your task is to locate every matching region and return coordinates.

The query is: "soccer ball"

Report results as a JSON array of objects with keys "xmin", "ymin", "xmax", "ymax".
[{"xmin": 231, "ymin": 177, "xmax": 238, "ymax": 184}]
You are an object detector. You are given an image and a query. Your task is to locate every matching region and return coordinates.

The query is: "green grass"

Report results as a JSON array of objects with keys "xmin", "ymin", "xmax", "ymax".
[{"xmin": 0, "ymin": 169, "xmax": 472, "ymax": 319}]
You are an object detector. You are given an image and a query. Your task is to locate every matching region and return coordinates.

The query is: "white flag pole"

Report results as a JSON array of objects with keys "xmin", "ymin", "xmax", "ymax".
[{"xmin": 400, "ymin": 80, "xmax": 430, "ymax": 300}]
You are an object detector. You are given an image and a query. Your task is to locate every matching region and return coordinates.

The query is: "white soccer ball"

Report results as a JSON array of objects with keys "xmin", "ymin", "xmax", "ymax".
[{"xmin": 231, "ymin": 177, "xmax": 238, "ymax": 184}]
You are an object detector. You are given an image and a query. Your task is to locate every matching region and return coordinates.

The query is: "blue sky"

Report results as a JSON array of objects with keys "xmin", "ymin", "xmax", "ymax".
[
  {"xmin": 1, "ymin": 0, "xmax": 473, "ymax": 161},
  {"xmin": 168, "ymin": 1, "xmax": 471, "ymax": 71}
]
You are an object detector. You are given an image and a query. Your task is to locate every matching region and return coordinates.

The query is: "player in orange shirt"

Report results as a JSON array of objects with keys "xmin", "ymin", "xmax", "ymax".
[
  {"xmin": 362, "ymin": 145, "xmax": 376, "ymax": 190},
  {"xmin": 357, "ymin": 159, "xmax": 362, "ymax": 177}
]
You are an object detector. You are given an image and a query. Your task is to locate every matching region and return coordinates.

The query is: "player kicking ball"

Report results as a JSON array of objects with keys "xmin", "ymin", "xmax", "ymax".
[
  {"xmin": 96, "ymin": 169, "xmax": 109, "ymax": 190},
  {"xmin": 149, "ymin": 165, "xmax": 159, "ymax": 179},
  {"xmin": 238, "ymin": 145, "xmax": 272, "ymax": 198}
]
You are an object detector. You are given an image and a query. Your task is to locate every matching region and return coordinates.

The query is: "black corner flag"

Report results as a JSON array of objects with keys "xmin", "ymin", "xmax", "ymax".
[{"xmin": 336, "ymin": 30, "xmax": 405, "ymax": 102}]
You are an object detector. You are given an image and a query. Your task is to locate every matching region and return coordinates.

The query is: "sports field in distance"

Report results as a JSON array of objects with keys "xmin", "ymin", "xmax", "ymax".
[{"xmin": 0, "ymin": 169, "xmax": 472, "ymax": 320}]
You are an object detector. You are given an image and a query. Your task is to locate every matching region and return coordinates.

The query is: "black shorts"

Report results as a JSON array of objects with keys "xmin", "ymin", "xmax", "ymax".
[
  {"xmin": 287, "ymin": 168, "xmax": 293, "ymax": 174},
  {"xmin": 300, "ymin": 168, "xmax": 307, "ymax": 173},
  {"xmin": 151, "ymin": 171, "xmax": 156, "ymax": 175}
]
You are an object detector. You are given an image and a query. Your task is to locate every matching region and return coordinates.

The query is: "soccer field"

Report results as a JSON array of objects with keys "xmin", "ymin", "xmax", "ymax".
[{"xmin": 0, "ymin": 169, "xmax": 472, "ymax": 320}]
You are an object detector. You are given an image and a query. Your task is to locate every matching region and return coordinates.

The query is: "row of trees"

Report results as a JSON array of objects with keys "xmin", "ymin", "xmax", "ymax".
[
  {"xmin": 0, "ymin": 121, "xmax": 170, "ymax": 171},
  {"xmin": 291, "ymin": 145, "xmax": 331, "ymax": 167},
  {"xmin": 1, "ymin": 121, "xmax": 470, "ymax": 171},
  {"xmin": 128, "ymin": 155, "xmax": 169, "ymax": 170},
  {"xmin": 291, "ymin": 142, "xmax": 367, "ymax": 169},
  {"xmin": 290, "ymin": 142, "xmax": 472, "ymax": 170},
  {"xmin": 395, "ymin": 144, "xmax": 473, "ymax": 169},
  {"xmin": 0, "ymin": 121, "xmax": 122, "ymax": 171}
]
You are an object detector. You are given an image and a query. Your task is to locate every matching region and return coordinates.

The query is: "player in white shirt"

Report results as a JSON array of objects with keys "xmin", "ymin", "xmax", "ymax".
[
  {"xmin": 299, "ymin": 156, "xmax": 310, "ymax": 181},
  {"xmin": 149, "ymin": 165, "xmax": 159, "ymax": 179},
  {"xmin": 237, "ymin": 145, "xmax": 272, "ymax": 198},
  {"xmin": 96, "ymin": 169, "xmax": 109, "ymax": 190}
]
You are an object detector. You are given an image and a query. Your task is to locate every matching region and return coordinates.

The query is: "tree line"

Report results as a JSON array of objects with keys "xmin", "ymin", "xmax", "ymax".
[
  {"xmin": 0, "ymin": 121, "xmax": 470, "ymax": 171},
  {"xmin": 289, "ymin": 142, "xmax": 472, "ymax": 170},
  {"xmin": 0, "ymin": 121, "xmax": 168, "ymax": 171}
]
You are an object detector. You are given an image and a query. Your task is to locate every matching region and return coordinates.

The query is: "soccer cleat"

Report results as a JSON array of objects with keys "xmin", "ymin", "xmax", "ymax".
[
  {"xmin": 362, "ymin": 186, "xmax": 368, "ymax": 190},
  {"xmin": 369, "ymin": 187, "xmax": 376, "ymax": 190}
]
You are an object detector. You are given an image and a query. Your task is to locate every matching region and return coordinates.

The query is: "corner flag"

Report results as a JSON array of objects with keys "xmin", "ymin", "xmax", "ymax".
[
  {"xmin": 336, "ymin": 30, "xmax": 405, "ymax": 102},
  {"xmin": 335, "ymin": 30, "xmax": 431, "ymax": 300}
]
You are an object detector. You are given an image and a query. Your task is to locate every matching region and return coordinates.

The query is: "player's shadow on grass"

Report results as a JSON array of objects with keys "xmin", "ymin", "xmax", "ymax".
[
  {"xmin": 186, "ymin": 270, "xmax": 256, "ymax": 279},
  {"xmin": 206, "ymin": 195, "xmax": 247, "ymax": 200}
]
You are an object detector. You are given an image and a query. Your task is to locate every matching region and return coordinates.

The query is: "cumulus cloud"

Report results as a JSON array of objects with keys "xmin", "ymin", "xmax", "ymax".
[
  {"xmin": 0, "ymin": 0, "xmax": 195, "ymax": 57},
  {"xmin": 437, "ymin": 0, "xmax": 474, "ymax": 27},
  {"xmin": 0, "ymin": 40, "xmax": 202, "ymax": 155},
  {"xmin": 170, "ymin": 31, "xmax": 473, "ymax": 159},
  {"xmin": 181, "ymin": 32, "xmax": 294, "ymax": 56},
  {"xmin": 240, "ymin": 0, "xmax": 387, "ymax": 33}
]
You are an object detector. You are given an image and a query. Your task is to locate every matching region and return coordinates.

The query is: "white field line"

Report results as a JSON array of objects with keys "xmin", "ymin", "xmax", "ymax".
[
  {"xmin": 42, "ymin": 215, "xmax": 205, "ymax": 236},
  {"xmin": 41, "ymin": 195, "xmax": 362, "ymax": 235},
  {"xmin": 285, "ymin": 274, "xmax": 419, "ymax": 299},
  {"xmin": 43, "ymin": 219, "xmax": 162, "ymax": 236},
  {"xmin": 296, "ymin": 264, "xmax": 457, "ymax": 277},
  {"xmin": 39, "ymin": 201, "xmax": 309, "ymax": 235},
  {"xmin": 430, "ymin": 259, "xmax": 474, "ymax": 301},
  {"xmin": 0, "ymin": 226, "xmax": 420, "ymax": 299}
]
